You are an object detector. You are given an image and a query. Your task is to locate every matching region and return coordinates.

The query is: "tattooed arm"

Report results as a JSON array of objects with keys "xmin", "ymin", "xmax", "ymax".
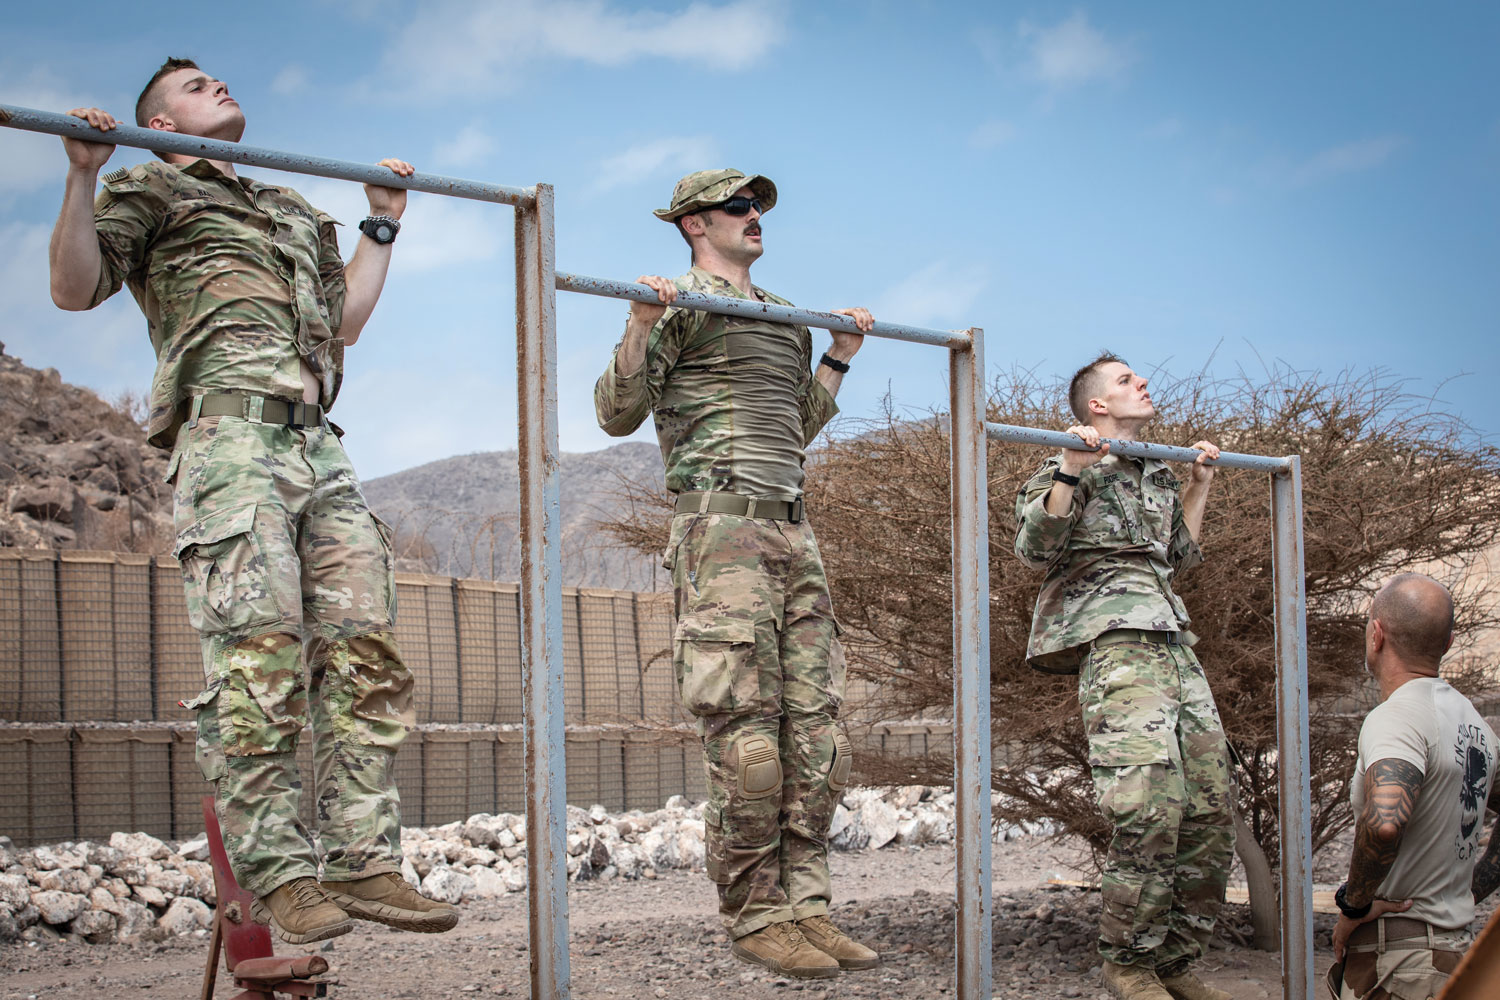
[
  {"xmin": 1345, "ymin": 758, "xmax": 1424, "ymax": 905},
  {"xmin": 1332, "ymin": 758, "xmax": 1423, "ymax": 961},
  {"xmin": 1473, "ymin": 780, "xmax": 1500, "ymax": 903}
]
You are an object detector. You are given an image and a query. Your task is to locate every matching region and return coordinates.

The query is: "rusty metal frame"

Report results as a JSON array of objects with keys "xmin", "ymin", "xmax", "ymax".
[{"xmin": 1, "ymin": 104, "xmax": 1316, "ymax": 1000}]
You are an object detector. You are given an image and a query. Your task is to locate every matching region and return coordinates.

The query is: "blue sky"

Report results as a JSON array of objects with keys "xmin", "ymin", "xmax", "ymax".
[{"xmin": 2, "ymin": 2, "xmax": 1496, "ymax": 479}]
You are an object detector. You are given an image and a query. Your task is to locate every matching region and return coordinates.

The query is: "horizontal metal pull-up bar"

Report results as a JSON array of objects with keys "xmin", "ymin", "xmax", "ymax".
[
  {"xmin": 0, "ymin": 104, "xmax": 530, "ymax": 207},
  {"xmin": 985, "ymin": 421, "xmax": 1292, "ymax": 474},
  {"xmin": 555, "ymin": 271, "xmax": 971, "ymax": 349}
]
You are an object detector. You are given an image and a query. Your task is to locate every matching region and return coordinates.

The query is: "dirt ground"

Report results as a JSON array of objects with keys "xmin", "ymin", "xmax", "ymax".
[{"xmin": 0, "ymin": 832, "xmax": 1349, "ymax": 1000}]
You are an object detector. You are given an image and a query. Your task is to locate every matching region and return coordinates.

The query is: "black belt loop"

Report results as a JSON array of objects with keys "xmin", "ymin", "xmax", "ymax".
[{"xmin": 789, "ymin": 498, "xmax": 803, "ymax": 524}]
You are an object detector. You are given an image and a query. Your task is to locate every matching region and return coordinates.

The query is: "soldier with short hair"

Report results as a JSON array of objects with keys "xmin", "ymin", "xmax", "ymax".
[
  {"xmin": 1329, "ymin": 573, "xmax": 1499, "ymax": 1000},
  {"xmin": 1014, "ymin": 353, "xmax": 1233, "ymax": 1000},
  {"xmin": 595, "ymin": 169, "xmax": 878, "ymax": 979},
  {"xmin": 48, "ymin": 58, "xmax": 456, "ymax": 944}
]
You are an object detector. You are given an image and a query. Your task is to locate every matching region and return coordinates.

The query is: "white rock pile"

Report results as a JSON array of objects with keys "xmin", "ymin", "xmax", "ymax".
[
  {"xmin": 0, "ymin": 831, "xmax": 215, "ymax": 945},
  {"xmin": 1, "ymin": 786, "xmax": 1035, "ymax": 945}
]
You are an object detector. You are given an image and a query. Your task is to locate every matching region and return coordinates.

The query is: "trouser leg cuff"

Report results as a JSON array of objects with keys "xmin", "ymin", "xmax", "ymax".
[{"xmin": 730, "ymin": 906, "xmax": 795, "ymax": 940}]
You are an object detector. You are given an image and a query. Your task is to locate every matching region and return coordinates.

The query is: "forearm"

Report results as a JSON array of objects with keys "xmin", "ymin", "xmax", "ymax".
[
  {"xmin": 1345, "ymin": 759, "xmax": 1422, "ymax": 906},
  {"xmin": 1181, "ymin": 479, "xmax": 1210, "ymax": 541},
  {"xmin": 49, "ymin": 166, "xmax": 105, "ymax": 310},
  {"xmin": 614, "ymin": 317, "xmax": 653, "ymax": 377},
  {"xmin": 336, "ymin": 239, "xmax": 395, "ymax": 345},
  {"xmin": 1475, "ymin": 818, "xmax": 1500, "ymax": 902}
]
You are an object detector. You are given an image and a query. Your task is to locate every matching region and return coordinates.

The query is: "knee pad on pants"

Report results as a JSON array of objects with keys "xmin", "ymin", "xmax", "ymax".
[
  {"xmin": 736, "ymin": 733, "xmax": 783, "ymax": 800},
  {"xmin": 829, "ymin": 731, "xmax": 852, "ymax": 793}
]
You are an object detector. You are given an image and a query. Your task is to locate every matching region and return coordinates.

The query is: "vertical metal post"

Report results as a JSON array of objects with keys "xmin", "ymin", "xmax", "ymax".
[
  {"xmin": 949, "ymin": 329, "xmax": 992, "ymax": 999},
  {"xmin": 515, "ymin": 183, "xmax": 570, "ymax": 1000},
  {"xmin": 1271, "ymin": 457, "xmax": 1313, "ymax": 1000}
]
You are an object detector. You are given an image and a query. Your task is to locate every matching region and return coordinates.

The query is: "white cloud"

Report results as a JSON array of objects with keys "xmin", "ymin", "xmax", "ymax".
[
  {"xmin": 869, "ymin": 260, "xmax": 989, "ymax": 330},
  {"xmin": 431, "ymin": 125, "xmax": 497, "ymax": 169},
  {"xmin": 378, "ymin": 0, "xmax": 788, "ymax": 95},
  {"xmin": 968, "ymin": 119, "xmax": 1016, "ymax": 150},
  {"xmin": 270, "ymin": 65, "xmax": 309, "ymax": 96},
  {"xmin": 0, "ymin": 66, "xmax": 131, "ymax": 196},
  {"xmin": 1289, "ymin": 135, "xmax": 1406, "ymax": 186},
  {"xmin": 593, "ymin": 135, "xmax": 719, "ymax": 192},
  {"xmin": 0, "ymin": 220, "xmax": 155, "ymax": 402},
  {"xmin": 256, "ymin": 173, "xmax": 505, "ymax": 272},
  {"xmin": 1019, "ymin": 11, "xmax": 1135, "ymax": 90}
]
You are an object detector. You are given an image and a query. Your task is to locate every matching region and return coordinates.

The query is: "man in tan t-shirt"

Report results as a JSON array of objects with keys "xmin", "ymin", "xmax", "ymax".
[{"xmin": 1330, "ymin": 573, "xmax": 1500, "ymax": 1000}]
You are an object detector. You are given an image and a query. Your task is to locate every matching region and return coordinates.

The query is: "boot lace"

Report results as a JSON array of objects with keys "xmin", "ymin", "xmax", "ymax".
[
  {"xmin": 801, "ymin": 915, "xmax": 838, "ymax": 938},
  {"xmin": 287, "ymin": 877, "xmax": 329, "ymax": 909},
  {"xmin": 769, "ymin": 921, "xmax": 807, "ymax": 947}
]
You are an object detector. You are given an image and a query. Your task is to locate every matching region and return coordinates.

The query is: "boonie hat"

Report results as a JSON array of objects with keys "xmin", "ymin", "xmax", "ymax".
[{"xmin": 653, "ymin": 168, "xmax": 777, "ymax": 222}]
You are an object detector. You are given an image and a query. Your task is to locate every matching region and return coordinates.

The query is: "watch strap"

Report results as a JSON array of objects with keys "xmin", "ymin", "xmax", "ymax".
[
  {"xmin": 1052, "ymin": 469, "xmax": 1081, "ymax": 487},
  {"xmin": 819, "ymin": 353, "xmax": 851, "ymax": 374},
  {"xmin": 1335, "ymin": 883, "xmax": 1371, "ymax": 920}
]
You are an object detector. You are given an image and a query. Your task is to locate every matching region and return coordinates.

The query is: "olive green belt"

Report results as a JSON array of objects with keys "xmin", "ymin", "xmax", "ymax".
[
  {"xmin": 1093, "ymin": 628, "xmax": 1187, "ymax": 648},
  {"xmin": 674, "ymin": 491, "xmax": 804, "ymax": 523},
  {"xmin": 190, "ymin": 393, "xmax": 325, "ymax": 428}
]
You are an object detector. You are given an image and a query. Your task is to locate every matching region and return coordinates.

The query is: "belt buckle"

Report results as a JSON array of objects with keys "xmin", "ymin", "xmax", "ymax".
[{"xmin": 789, "ymin": 498, "xmax": 803, "ymax": 524}]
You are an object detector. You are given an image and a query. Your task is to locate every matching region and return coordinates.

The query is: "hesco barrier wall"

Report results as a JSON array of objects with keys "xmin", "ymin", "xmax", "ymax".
[
  {"xmin": 0, "ymin": 721, "xmax": 953, "ymax": 846},
  {"xmin": 0, "ymin": 548, "xmax": 892, "ymax": 724},
  {"xmin": 0, "ymin": 548, "xmax": 942, "ymax": 846}
]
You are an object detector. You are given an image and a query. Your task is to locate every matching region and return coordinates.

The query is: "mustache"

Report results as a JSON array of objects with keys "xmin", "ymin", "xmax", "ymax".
[{"xmin": 744, "ymin": 223, "xmax": 761, "ymax": 235}]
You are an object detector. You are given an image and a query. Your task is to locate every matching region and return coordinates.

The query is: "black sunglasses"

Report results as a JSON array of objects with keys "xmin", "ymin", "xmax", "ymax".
[{"xmin": 703, "ymin": 196, "xmax": 763, "ymax": 217}]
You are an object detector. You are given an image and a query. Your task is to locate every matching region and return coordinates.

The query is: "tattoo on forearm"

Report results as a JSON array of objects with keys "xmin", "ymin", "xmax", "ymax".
[{"xmin": 1346, "ymin": 758, "xmax": 1423, "ymax": 906}]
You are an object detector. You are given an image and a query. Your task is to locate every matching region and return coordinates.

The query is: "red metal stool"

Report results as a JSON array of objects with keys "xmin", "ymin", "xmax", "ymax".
[{"xmin": 199, "ymin": 796, "xmax": 336, "ymax": 999}]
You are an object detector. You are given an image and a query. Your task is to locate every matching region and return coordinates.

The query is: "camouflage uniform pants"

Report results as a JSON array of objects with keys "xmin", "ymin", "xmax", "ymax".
[
  {"xmin": 1079, "ymin": 639, "xmax": 1233, "ymax": 970},
  {"xmin": 170, "ymin": 411, "xmax": 413, "ymax": 898},
  {"xmin": 665, "ymin": 511, "xmax": 851, "ymax": 940}
]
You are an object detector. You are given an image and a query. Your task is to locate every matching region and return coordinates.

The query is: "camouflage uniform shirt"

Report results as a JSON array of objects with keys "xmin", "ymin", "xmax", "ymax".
[
  {"xmin": 594, "ymin": 267, "xmax": 839, "ymax": 500},
  {"xmin": 89, "ymin": 159, "xmax": 346, "ymax": 447},
  {"xmin": 1014, "ymin": 454, "xmax": 1203, "ymax": 673}
]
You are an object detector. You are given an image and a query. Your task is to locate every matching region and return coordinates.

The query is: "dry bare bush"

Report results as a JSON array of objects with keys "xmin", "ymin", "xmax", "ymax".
[{"xmin": 602, "ymin": 364, "xmax": 1500, "ymax": 862}]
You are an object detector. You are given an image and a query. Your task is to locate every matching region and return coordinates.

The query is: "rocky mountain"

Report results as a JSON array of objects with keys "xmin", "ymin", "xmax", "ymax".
[
  {"xmin": 0, "ymin": 344, "xmax": 170, "ymax": 551},
  {"xmin": 362, "ymin": 440, "xmax": 670, "ymax": 590},
  {"xmin": 0, "ymin": 344, "xmax": 666, "ymax": 590}
]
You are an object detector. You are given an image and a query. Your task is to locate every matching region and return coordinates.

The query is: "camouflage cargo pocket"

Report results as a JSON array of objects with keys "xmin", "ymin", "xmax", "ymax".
[
  {"xmin": 674, "ymin": 615, "xmax": 758, "ymax": 717},
  {"xmin": 1098, "ymin": 878, "xmax": 1142, "ymax": 946},
  {"xmin": 220, "ymin": 632, "xmax": 307, "ymax": 756},
  {"xmin": 175, "ymin": 503, "xmax": 281, "ymax": 636},
  {"xmin": 827, "ymin": 619, "xmax": 848, "ymax": 713},
  {"xmin": 369, "ymin": 512, "xmax": 399, "ymax": 621},
  {"xmin": 180, "ymin": 683, "xmax": 227, "ymax": 781},
  {"xmin": 703, "ymin": 802, "xmax": 730, "ymax": 884}
]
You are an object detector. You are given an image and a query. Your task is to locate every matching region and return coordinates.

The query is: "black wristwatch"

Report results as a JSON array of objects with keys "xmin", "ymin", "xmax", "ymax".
[
  {"xmin": 819, "ymin": 353, "xmax": 851, "ymax": 374},
  {"xmin": 1052, "ymin": 469, "xmax": 1081, "ymax": 487},
  {"xmin": 359, "ymin": 215, "xmax": 401, "ymax": 245},
  {"xmin": 1334, "ymin": 883, "xmax": 1371, "ymax": 920}
]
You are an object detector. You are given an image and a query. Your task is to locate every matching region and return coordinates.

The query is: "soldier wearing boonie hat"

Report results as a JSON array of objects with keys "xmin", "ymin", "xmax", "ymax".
[{"xmin": 595, "ymin": 169, "xmax": 880, "ymax": 979}]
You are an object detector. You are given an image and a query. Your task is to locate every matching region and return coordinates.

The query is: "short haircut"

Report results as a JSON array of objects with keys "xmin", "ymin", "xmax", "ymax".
[
  {"xmin": 1068, "ymin": 351, "xmax": 1127, "ymax": 425},
  {"xmin": 136, "ymin": 57, "xmax": 199, "ymax": 161},
  {"xmin": 676, "ymin": 211, "xmax": 713, "ymax": 265},
  {"xmin": 1370, "ymin": 572, "xmax": 1454, "ymax": 666}
]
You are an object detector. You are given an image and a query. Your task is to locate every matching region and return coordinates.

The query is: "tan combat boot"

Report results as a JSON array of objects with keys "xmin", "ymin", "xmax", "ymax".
[
  {"xmin": 1101, "ymin": 961, "xmax": 1174, "ymax": 1000},
  {"xmin": 250, "ymin": 876, "xmax": 353, "ymax": 944},
  {"xmin": 1159, "ymin": 969, "xmax": 1233, "ymax": 1000},
  {"xmin": 797, "ymin": 914, "xmax": 880, "ymax": 969},
  {"xmin": 730, "ymin": 920, "xmax": 841, "ymax": 979},
  {"xmin": 321, "ymin": 871, "xmax": 460, "ymax": 933}
]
